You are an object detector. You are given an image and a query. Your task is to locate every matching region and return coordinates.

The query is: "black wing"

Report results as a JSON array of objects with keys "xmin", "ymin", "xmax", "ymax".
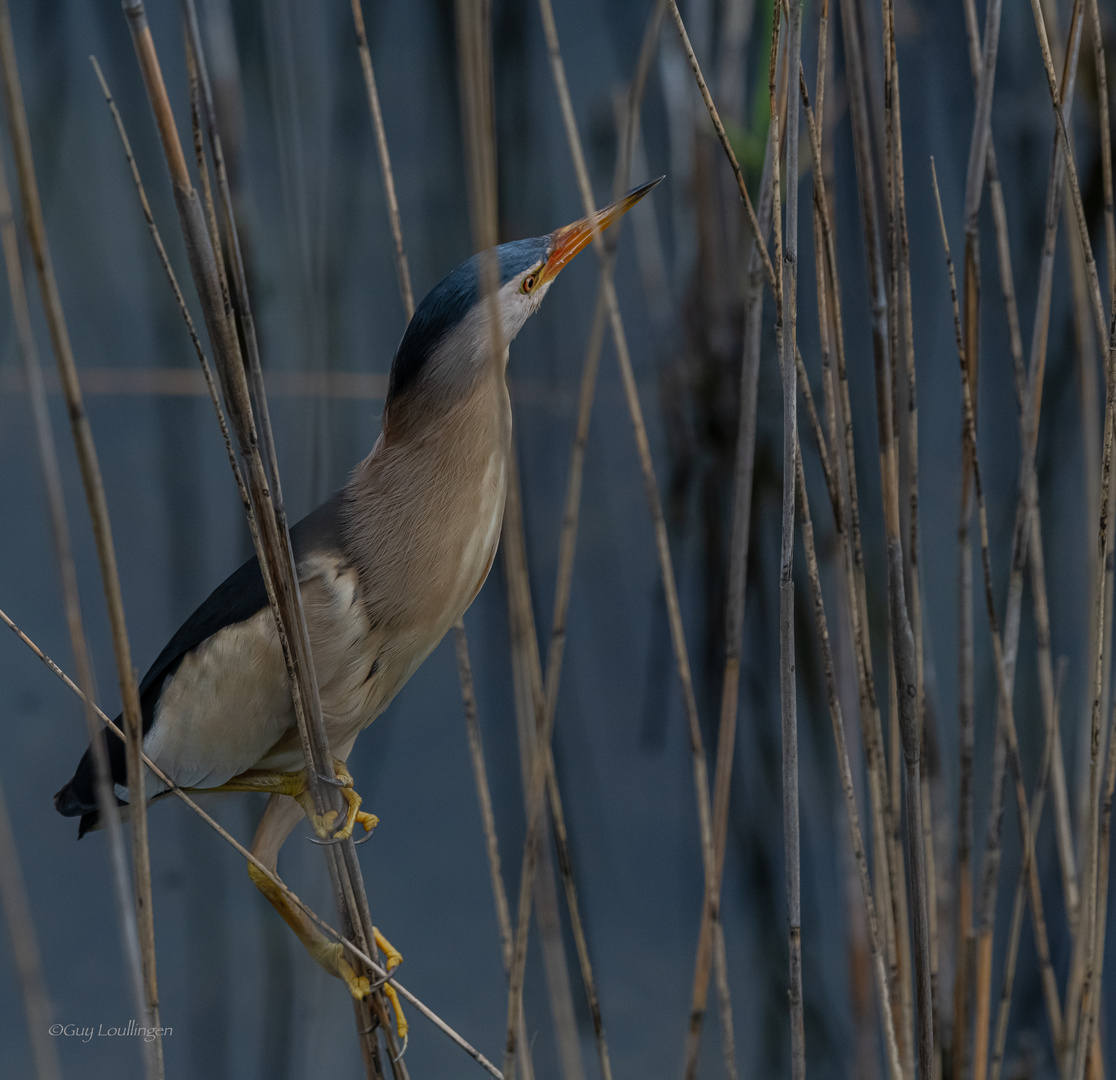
[{"xmin": 55, "ymin": 491, "xmax": 347, "ymax": 834}]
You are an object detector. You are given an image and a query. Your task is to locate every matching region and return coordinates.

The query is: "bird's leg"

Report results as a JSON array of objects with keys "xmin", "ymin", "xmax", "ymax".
[
  {"xmin": 247, "ymin": 794, "xmax": 407, "ymax": 1040},
  {"xmin": 205, "ymin": 761, "xmax": 377, "ymax": 841},
  {"xmin": 246, "ymin": 859, "xmax": 372, "ymax": 1001}
]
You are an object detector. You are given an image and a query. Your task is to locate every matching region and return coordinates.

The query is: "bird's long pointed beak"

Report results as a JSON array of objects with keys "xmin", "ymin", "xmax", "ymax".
[{"xmin": 539, "ymin": 176, "xmax": 663, "ymax": 286}]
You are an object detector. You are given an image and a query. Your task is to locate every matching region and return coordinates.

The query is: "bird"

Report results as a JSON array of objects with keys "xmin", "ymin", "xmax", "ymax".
[{"xmin": 55, "ymin": 177, "xmax": 661, "ymax": 1027}]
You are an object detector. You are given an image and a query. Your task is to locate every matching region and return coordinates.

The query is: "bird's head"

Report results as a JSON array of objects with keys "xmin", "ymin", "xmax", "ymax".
[{"xmin": 384, "ymin": 177, "xmax": 662, "ymax": 427}]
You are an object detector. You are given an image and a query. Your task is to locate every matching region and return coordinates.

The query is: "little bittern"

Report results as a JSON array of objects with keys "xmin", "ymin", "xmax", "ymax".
[{"xmin": 55, "ymin": 177, "xmax": 660, "ymax": 1021}]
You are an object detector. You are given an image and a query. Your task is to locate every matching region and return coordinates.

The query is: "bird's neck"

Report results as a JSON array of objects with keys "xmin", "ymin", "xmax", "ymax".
[{"xmin": 341, "ymin": 366, "xmax": 512, "ymax": 627}]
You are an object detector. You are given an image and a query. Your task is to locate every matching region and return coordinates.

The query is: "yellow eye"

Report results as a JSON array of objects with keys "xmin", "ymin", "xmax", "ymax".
[{"xmin": 521, "ymin": 270, "xmax": 538, "ymax": 294}]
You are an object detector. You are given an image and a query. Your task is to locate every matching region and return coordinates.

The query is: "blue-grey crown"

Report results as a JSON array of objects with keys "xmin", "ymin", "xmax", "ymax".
[{"xmin": 387, "ymin": 236, "xmax": 551, "ymax": 401}]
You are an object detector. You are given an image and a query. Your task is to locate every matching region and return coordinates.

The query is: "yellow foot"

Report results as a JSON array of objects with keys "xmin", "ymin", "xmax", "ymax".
[
  {"xmin": 382, "ymin": 982, "xmax": 408, "ymax": 1042},
  {"xmin": 304, "ymin": 760, "xmax": 378, "ymax": 842},
  {"xmin": 373, "ymin": 927, "xmax": 406, "ymax": 1040},
  {"xmin": 317, "ymin": 940, "xmax": 371, "ymax": 1001},
  {"xmin": 374, "ymin": 926, "xmax": 403, "ymax": 972}
]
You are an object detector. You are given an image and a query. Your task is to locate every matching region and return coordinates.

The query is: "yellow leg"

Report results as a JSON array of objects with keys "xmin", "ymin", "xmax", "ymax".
[
  {"xmin": 203, "ymin": 760, "xmax": 377, "ymax": 841},
  {"xmin": 246, "ymin": 860, "xmax": 370, "ymax": 1000}
]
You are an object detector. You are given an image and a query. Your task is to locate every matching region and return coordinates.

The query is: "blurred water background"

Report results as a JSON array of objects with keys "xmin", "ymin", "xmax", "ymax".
[{"xmin": 0, "ymin": 0, "xmax": 1113, "ymax": 1077}]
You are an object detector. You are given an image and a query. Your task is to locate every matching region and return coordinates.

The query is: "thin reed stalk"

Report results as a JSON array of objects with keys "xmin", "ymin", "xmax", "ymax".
[
  {"xmin": 0, "ymin": 7, "xmax": 164, "ymax": 1076},
  {"xmin": 795, "ymin": 436, "xmax": 904, "ymax": 1079},
  {"xmin": 839, "ymin": 0, "xmax": 930, "ymax": 1068},
  {"xmin": 682, "ymin": 28, "xmax": 778, "ymax": 1080},
  {"xmin": 798, "ymin": 33, "xmax": 906, "ymax": 1070},
  {"xmin": 0, "ymin": 77, "xmax": 154, "ymax": 1080},
  {"xmin": 530, "ymin": 5, "xmax": 741, "ymax": 1080},
  {"xmin": 123, "ymin": 1, "xmax": 388, "ymax": 1066},
  {"xmin": 930, "ymin": 156, "xmax": 1067, "ymax": 1075},
  {"xmin": 346, "ymin": 16, "xmax": 521, "ymax": 1062},
  {"xmin": 1025, "ymin": 4, "xmax": 1116, "ymax": 1075},
  {"xmin": 350, "ymin": 0, "xmax": 414, "ymax": 317},
  {"xmin": 989, "ymin": 666, "xmax": 1066, "ymax": 1080},
  {"xmin": 0, "ymin": 767, "xmax": 61, "ymax": 1080},
  {"xmin": 776, "ymin": 0, "xmax": 806, "ymax": 1072},
  {"xmin": 0, "ymin": 605, "xmax": 505, "ymax": 1078}
]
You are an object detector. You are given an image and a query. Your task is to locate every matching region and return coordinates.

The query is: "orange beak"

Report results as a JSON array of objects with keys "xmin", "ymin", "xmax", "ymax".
[{"xmin": 538, "ymin": 176, "xmax": 663, "ymax": 286}]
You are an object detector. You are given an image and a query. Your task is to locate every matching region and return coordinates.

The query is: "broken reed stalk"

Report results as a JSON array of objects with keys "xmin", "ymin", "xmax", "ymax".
[
  {"xmin": 0, "ymin": 6, "xmax": 165, "ymax": 1077},
  {"xmin": 122, "ymin": 1, "xmax": 387, "ymax": 1068},
  {"xmin": 682, "ymin": 26, "xmax": 778, "ymax": 1080},
  {"xmin": 0, "ymin": 766, "xmax": 61, "ymax": 1080},
  {"xmin": 929, "ymin": 155, "xmax": 1067, "ymax": 1073},
  {"xmin": 0, "ymin": 606, "xmax": 504, "ymax": 1078}
]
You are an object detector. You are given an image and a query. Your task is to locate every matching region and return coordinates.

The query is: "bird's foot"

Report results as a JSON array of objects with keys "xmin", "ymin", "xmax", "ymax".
[
  {"xmin": 315, "ymin": 939, "xmax": 372, "ymax": 1001},
  {"xmin": 373, "ymin": 927, "xmax": 407, "ymax": 1040},
  {"xmin": 303, "ymin": 760, "xmax": 378, "ymax": 843}
]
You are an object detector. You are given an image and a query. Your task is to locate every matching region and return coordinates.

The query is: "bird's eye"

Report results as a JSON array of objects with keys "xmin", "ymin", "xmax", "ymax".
[{"xmin": 521, "ymin": 272, "xmax": 537, "ymax": 294}]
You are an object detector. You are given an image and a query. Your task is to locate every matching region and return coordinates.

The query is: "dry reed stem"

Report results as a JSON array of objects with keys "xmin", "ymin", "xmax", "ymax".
[
  {"xmin": 0, "ymin": 82, "xmax": 154, "ymax": 1080},
  {"xmin": 884, "ymin": 9, "xmax": 937, "ymax": 1062},
  {"xmin": 665, "ymin": 0, "xmax": 776, "ymax": 292},
  {"xmin": 798, "ymin": 43, "xmax": 905, "ymax": 1067},
  {"xmin": 89, "ymin": 55, "xmax": 252, "ymax": 525},
  {"xmin": 960, "ymin": 8, "xmax": 1085, "ymax": 1074},
  {"xmin": 126, "ymin": 2, "xmax": 389, "ymax": 1065},
  {"xmin": 871, "ymin": 0, "xmax": 932, "ymax": 1065},
  {"xmin": 0, "ymin": 7, "xmax": 165, "ymax": 1076},
  {"xmin": 1085, "ymin": 0, "xmax": 1116, "ymax": 1063},
  {"xmin": 682, "ymin": 96, "xmax": 777, "ymax": 1080},
  {"xmin": 0, "ymin": 764, "xmax": 61, "ymax": 1080},
  {"xmin": 839, "ymin": 0, "xmax": 928, "ymax": 1068},
  {"xmin": 776, "ymin": 3, "xmax": 805, "ymax": 1073},
  {"xmin": 521, "ymin": 9, "xmax": 669, "ymax": 1079},
  {"xmin": 183, "ymin": 17, "xmax": 387, "ymax": 1064},
  {"xmin": 930, "ymin": 156, "xmax": 1067, "ymax": 1072},
  {"xmin": 0, "ymin": 606, "xmax": 504, "ymax": 1078},
  {"xmin": 453, "ymin": 6, "xmax": 597, "ymax": 1076},
  {"xmin": 350, "ymin": 0, "xmax": 414, "ymax": 316},
  {"xmin": 514, "ymin": 5, "xmax": 720, "ymax": 1079},
  {"xmin": 1025, "ymin": 4, "xmax": 1116, "ymax": 1076},
  {"xmin": 536, "ymin": 0, "xmax": 733, "ymax": 1057},
  {"xmin": 522, "ymin": 10, "xmax": 669, "ymax": 1080},
  {"xmin": 1086, "ymin": 0, "xmax": 1115, "ymax": 320},
  {"xmin": 795, "ymin": 441, "xmax": 904, "ymax": 1080},
  {"xmin": 988, "ymin": 670, "xmax": 1065, "ymax": 1080},
  {"xmin": 345, "ymin": 13, "xmax": 515, "ymax": 1054},
  {"xmin": 447, "ymin": 9, "xmax": 554, "ymax": 1079},
  {"xmin": 501, "ymin": 454, "xmax": 580, "ymax": 1080}
]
